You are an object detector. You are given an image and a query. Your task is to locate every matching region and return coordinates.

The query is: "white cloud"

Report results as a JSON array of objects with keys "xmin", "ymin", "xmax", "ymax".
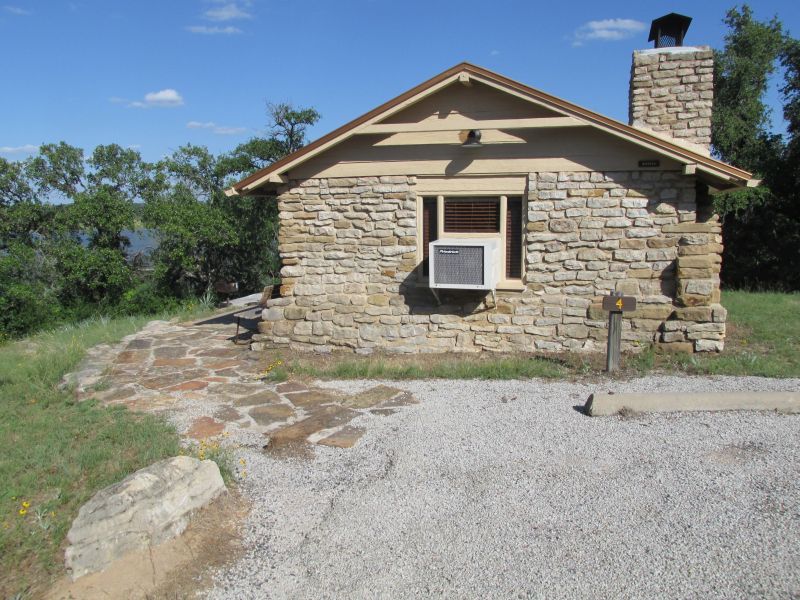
[
  {"xmin": 186, "ymin": 25, "xmax": 242, "ymax": 35},
  {"xmin": 571, "ymin": 18, "xmax": 646, "ymax": 47},
  {"xmin": 187, "ymin": 120, "xmax": 246, "ymax": 135},
  {"xmin": 204, "ymin": 2, "xmax": 251, "ymax": 21},
  {"xmin": 0, "ymin": 144, "xmax": 38, "ymax": 154},
  {"xmin": 115, "ymin": 89, "xmax": 185, "ymax": 109},
  {"xmin": 143, "ymin": 89, "xmax": 184, "ymax": 106},
  {"xmin": 3, "ymin": 5, "xmax": 31, "ymax": 15}
]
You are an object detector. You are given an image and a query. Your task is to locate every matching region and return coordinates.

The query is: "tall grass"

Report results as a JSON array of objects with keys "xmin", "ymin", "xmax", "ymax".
[{"xmin": 0, "ymin": 313, "xmax": 195, "ymax": 597}]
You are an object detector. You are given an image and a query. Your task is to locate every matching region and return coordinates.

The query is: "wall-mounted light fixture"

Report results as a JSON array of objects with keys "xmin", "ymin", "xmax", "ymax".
[{"xmin": 462, "ymin": 129, "xmax": 482, "ymax": 149}]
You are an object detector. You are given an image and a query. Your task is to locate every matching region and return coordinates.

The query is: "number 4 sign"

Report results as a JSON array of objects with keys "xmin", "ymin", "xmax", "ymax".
[{"xmin": 601, "ymin": 295, "xmax": 637, "ymax": 312}]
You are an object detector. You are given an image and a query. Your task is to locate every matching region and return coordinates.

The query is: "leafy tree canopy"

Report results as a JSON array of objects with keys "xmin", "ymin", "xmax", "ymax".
[{"xmin": 712, "ymin": 5, "xmax": 785, "ymax": 175}]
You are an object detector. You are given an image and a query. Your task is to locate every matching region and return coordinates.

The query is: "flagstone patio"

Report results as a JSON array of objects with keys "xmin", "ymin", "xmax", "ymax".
[{"xmin": 62, "ymin": 315, "xmax": 416, "ymax": 457}]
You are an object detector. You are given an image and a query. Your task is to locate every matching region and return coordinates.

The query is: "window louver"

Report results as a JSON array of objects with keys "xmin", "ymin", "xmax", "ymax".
[
  {"xmin": 443, "ymin": 197, "xmax": 500, "ymax": 233},
  {"xmin": 422, "ymin": 197, "xmax": 438, "ymax": 276},
  {"xmin": 506, "ymin": 197, "xmax": 522, "ymax": 279}
]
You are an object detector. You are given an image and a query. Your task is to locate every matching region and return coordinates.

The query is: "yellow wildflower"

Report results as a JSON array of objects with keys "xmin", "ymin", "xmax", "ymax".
[
  {"xmin": 18, "ymin": 509, "xmax": 27, "ymax": 516},
  {"xmin": 21, "ymin": 501, "xmax": 30, "ymax": 509}
]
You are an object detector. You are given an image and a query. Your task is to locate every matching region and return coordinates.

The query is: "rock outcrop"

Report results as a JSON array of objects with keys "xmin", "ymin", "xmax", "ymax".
[{"xmin": 65, "ymin": 455, "xmax": 225, "ymax": 580}]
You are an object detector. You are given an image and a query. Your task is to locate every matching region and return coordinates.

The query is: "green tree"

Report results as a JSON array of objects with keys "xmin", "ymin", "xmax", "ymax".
[
  {"xmin": 26, "ymin": 142, "xmax": 85, "ymax": 198},
  {"xmin": 709, "ymin": 5, "xmax": 800, "ymax": 289},
  {"xmin": 0, "ymin": 157, "xmax": 54, "ymax": 248},
  {"xmin": 216, "ymin": 103, "xmax": 320, "ymax": 178},
  {"xmin": 712, "ymin": 5, "xmax": 784, "ymax": 174},
  {"xmin": 144, "ymin": 182, "xmax": 237, "ymax": 295},
  {"xmin": 781, "ymin": 39, "xmax": 800, "ymax": 164},
  {"xmin": 214, "ymin": 103, "xmax": 319, "ymax": 290},
  {"xmin": 151, "ymin": 103, "xmax": 319, "ymax": 296},
  {"xmin": 0, "ymin": 242, "xmax": 62, "ymax": 336},
  {"xmin": 1, "ymin": 143, "xmax": 157, "ymax": 333}
]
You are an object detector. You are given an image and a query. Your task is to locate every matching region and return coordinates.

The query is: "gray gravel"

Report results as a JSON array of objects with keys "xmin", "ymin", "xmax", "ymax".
[{"xmin": 207, "ymin": 376, "xmax": 800, "ymax": 599}]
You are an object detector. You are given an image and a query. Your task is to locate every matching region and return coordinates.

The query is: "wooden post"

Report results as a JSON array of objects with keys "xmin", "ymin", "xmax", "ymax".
[{"xmin": 606, "ymin": 292, "xmax": 623, "ymax": 373}]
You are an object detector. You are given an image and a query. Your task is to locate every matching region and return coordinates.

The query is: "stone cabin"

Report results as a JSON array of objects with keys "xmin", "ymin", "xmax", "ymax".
[{"xmin": 227, "ymin": 24, "xmax": 755, "ymax": 355}]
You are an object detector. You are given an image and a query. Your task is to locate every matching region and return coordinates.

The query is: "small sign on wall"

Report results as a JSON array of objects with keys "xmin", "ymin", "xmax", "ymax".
[{"xmin": 638, "ymin": 159, "xmax": 661, "ymax": 168}]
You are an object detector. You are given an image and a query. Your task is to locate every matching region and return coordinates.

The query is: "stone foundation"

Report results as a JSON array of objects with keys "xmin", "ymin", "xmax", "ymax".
[{"xmin": 253, "ymin": 171, "xmax": 725, "ymax": 354}]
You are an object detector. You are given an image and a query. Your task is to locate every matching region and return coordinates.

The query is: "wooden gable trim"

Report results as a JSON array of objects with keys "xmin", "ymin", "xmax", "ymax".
[
  {"xmin": 228, "ymin": 62, "xmax": 754, "ymax": 195},
  {"xmin": 355, "ymin": 117, "xmax": 586, "ymax": 134}
]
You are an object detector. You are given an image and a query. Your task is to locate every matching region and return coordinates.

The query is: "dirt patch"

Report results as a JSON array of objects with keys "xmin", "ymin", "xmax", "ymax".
[{"xmin": 45, "ymin": 491, "xmax": 249, "ymax": 600}]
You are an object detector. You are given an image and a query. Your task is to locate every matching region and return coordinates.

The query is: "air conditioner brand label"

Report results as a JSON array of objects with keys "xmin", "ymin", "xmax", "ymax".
[{"xmin": 438, "ymin": 248, "xmax": 460, "ymax": 254}]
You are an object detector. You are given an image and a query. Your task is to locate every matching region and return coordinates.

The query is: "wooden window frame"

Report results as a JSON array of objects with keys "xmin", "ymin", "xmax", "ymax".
[{"xmin": 416, "ymin": 193, "xmax": 525, "ymax": 291}]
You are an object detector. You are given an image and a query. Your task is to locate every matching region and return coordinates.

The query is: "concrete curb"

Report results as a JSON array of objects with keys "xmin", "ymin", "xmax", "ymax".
[{"xmin": 585, "ymin": 391, "xmax": 800, "ymax": 417}]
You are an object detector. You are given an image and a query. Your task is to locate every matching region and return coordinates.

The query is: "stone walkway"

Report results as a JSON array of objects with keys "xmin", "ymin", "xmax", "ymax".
[{"xmin": 62, "ymin": 316, "xmax": 416, "ymax": 457}]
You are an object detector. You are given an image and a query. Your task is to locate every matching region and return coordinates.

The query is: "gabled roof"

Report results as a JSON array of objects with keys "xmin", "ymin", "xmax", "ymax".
[{"xmin": 228, "ymin": 62, "xmax": 755, "ymax": 195}]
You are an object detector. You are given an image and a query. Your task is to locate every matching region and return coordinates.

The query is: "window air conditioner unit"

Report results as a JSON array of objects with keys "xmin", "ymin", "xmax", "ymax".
[{"xmin": 429, "ymin": 238, "xmax": 500, "ymax": 292}]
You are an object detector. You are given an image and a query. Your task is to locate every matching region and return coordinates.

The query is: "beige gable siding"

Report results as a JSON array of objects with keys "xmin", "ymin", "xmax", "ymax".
[
  {"xmin": 287, "ymin": 80, "xmax": 681, "ymax": 180},
  {"xmin": 379, "ymin": 80, "xmax": 559, "ymax": 124},
  {"xmin": 231, "ymin": 63, "xmax": 752, "ymax": 195},
  {"xmin": 288, "ymin": 126, "xmax": 681, "ymax": 179}
]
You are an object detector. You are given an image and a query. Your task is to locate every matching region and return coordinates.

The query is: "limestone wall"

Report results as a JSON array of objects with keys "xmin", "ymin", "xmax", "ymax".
[
  {"xmin": 253, "ymin": 171, "xmax": 725, "ymax": 355},
  {"xmin": 629, "ymin": 46, "xmax": 714, "ymax": 153}
]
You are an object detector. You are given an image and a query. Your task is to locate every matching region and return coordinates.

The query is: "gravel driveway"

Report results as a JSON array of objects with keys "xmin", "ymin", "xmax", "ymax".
[{"xmin": 208, "ymin": 375, "xmax": 800, "ymax": 599}]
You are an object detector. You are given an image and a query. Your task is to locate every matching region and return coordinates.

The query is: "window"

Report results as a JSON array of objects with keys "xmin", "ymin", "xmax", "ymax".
[{"xmin": 419, "ymin": 195, "xmax": 524, "ymax": 284}]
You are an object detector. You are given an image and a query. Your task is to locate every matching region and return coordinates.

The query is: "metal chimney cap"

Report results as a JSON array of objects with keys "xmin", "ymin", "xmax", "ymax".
[{"xmin": 648, "ymin": 13, "xmax": 692, "ymax": 48}]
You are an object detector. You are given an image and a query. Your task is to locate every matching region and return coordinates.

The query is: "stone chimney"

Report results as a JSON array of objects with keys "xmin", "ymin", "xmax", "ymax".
[{"xmin": 629, "ymin": 14, "xmax": 714, "ymax": 155}]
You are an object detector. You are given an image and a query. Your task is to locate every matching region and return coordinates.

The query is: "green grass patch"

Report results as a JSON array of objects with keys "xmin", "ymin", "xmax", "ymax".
[
  {"xmin": 0, "ymin": 308, "xmax": 212, "ymax": 597},
  {"xmin": 277, "ymin": 353, "xmax": 568, "ymax": 381},
  {"xmin": 650, "ymin": 290, "xmax": 800, "ymax": 378}
]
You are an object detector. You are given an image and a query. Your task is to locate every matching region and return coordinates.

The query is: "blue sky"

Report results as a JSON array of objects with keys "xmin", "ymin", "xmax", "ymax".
[{"xmin": 1, "ymin": 0, "xmax": 798, "ymax": 162}]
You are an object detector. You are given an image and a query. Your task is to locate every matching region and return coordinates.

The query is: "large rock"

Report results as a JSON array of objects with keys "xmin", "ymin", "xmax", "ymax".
[{"xmin": 65, "ymin": 456, "xmax": 225, "ymax": 580}]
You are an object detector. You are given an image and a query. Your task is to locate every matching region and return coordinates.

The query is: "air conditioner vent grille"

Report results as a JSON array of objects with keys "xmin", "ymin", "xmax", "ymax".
[{"xmin": 433, "ymin": 245, "xmax": 485, "ymax": 286}]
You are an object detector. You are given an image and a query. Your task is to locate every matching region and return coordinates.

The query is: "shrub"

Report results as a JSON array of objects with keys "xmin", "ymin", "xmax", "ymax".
[
  {"xmin": 54, "ymin": 241, "xmax": 134, "ymax": 305},
  {"xmin": 115, "ymin": 281, "xmax": 179, "ymax": 316},
  {"xmin": 0, "ymin": 243, "xmax": 62, "ymax": 338},
  {"xmin": 0, "ymin": 282, "xmax": 59, "ymax": 338}
]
